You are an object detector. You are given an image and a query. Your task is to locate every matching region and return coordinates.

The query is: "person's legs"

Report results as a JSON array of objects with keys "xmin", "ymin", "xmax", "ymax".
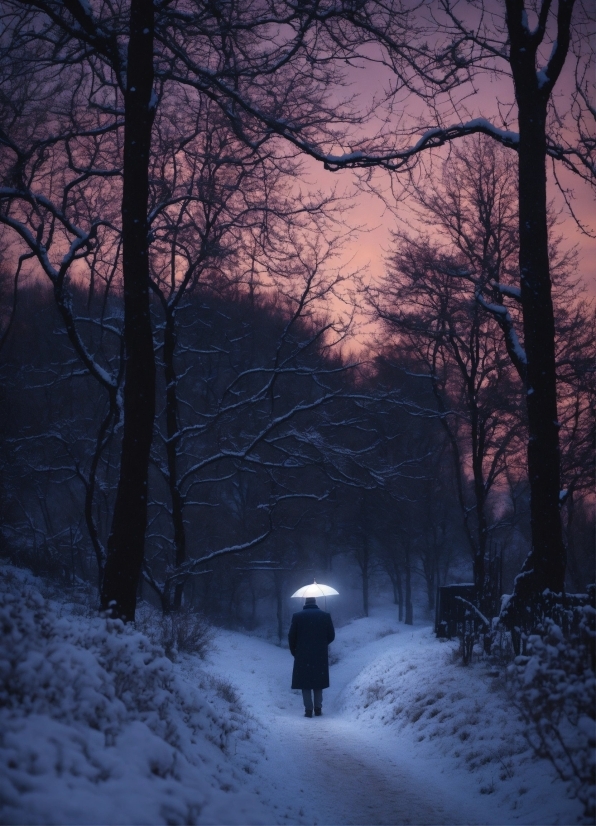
[
  {"xmin": 313, "ymin": 689, "xmax": 323, "ymax": 714},
  {"xmin": 301, "ymin": 689, "xmax": 313, "ymax": 713}
]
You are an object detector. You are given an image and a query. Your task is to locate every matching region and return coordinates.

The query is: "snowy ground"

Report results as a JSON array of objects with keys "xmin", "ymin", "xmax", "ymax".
[
  {"xmin": 202, "ymin": 618, "xmax": 583, "ymax": 826},
  {"xmin": 0, "ymin": 565, "xmax": 584, "ymax": 825}
]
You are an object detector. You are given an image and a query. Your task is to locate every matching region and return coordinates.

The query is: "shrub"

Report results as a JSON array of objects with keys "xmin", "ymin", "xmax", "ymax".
[
  {"xmin": 209, "ymin": 676, "xmax": 240, "ymax": 707},
  {"xmin": 508, "ymin": 605, "xmax": 595, "ymax": 822},
  {"xmin": 136, "ymin": 605, "xmax": 213, "ymax": 661}
]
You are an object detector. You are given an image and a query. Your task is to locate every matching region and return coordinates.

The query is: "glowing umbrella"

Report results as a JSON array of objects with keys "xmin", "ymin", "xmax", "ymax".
[{"xmin": 291, "ymin": 580, "xmax": 339, "ymax": 598}]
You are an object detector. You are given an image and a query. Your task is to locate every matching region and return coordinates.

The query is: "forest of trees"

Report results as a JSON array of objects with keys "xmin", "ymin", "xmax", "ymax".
[{"xmin": 0, "ymin": 0, "xmax": 594, "ymax": 643}]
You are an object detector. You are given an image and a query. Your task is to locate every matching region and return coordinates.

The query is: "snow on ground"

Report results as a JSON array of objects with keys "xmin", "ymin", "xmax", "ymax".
[
  {"xmin": 0, "ymin": 565, "xmax": 269, "ymax": 825},
  {"xmin": 203, "ymin": 612, "xmax": 583, "ymax": 826},
  {"xmin": 0, "ymin": 564, "xmax": 584, "ymax": 825}
]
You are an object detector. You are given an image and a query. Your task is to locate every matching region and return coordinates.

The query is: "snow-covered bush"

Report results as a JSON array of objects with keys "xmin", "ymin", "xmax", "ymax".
[
  {"xmin": 508, "ymin": 607, "xmax": 596, "ymax": 822},
  {"xmin": 1, "ymin": 574, "xmax": 197, "ymax": 744},
  {"xmin": 0, "ymin": 566, "xmax": 266, "ymax": 825},
  {"xmin": 135, "ymin": 603, "xmax": 213, "ymax": 661}
]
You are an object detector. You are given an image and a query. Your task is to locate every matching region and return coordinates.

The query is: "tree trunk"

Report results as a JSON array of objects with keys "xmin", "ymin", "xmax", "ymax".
[
  {"xmin": 503, "ymin": 2, "xmax": 569, "ymax": 631},
  {"xmin": 469, "ymin": 391, "xmax": 488, "ymax": 609},
  {"xmin": 161, "ymin": 581, "xmax": 172, "ymax": 615},
  {"xmin": 517, "ymin": 98, "xmax": 565, "ymax": 594},
  {"xmin": 564, "ymin": 492, "xmax": 576, "ymax": 589},
  {"xmin": 395, "ymin": 565, "xmax": 403, "ymax": 622},
  {"xmin": 250, "ymin": 578, "xmax": 258, "ymax": 629},
  {"xmin": 404, "ymin": 543, "xmax": 413, "ymax": 626},
  {"xmin": 86, "ymin": 406, "xmax": 116, "ymax": 589},
  {"xmin": 163, "ymin": 306, "xmax": 186, "ymax": 610},
  {"xmin": 359, "ymin": 539, "xmax": 370, "ymax": 617},
  {"xmin": 431, "ymin": 375, "xmax": 479, "ymax": 566},
  {"xmin": 274, "ymin": 572, "xmax": 284, "ymax": 644},
  {"xmin": 100, "ymin": 0, "xmax": 156, "ymax": 622},
  {"xmin": 426, "ymin": 561, "xmax": 435, "ymax": 612}
]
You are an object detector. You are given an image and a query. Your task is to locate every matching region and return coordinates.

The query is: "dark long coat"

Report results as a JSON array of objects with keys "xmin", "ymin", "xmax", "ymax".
[{"xmin": 288, "ymin": 604, "xmax": 335, "ymax": 690}]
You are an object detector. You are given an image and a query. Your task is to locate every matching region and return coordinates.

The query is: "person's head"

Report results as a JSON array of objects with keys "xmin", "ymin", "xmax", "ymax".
[{"xmin": 305, "ymin": 597, "xmax": 317, "ymax": 606}]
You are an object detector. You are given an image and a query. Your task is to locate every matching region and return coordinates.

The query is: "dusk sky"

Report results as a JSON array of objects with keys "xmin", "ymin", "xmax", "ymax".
[{"xmin": 300, "ymin": 46, "xmax": 596, "ymax": 342}]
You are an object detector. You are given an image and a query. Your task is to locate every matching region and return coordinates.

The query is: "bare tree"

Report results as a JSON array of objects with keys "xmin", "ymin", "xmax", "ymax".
[
  {"xmin": 369, "ymin": 139, "xmax": 525, "ymax": 614},
  {"xmin": 3, "ymin": 0, "xmax": 591, "ymax": 628},
  {"xmin": 368, "ymin": 125, "xmax": 593, "ymax": 628},
  {"xmin": 326, "ymin": 0, "xmax": 596, "ymax": 630},
  {"xmin": 143, "ymin": 258, "xmax": 362, "ymax": 613},
  {"xmin": 145, "ymin": 94, "xmax": 347, "ymax": 611},
  {"xmin": 0, "ymin": 0, "xmax": 363, "ymax": 619}
]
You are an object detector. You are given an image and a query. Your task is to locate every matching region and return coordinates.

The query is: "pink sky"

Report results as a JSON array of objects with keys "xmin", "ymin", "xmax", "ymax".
[
  {"xmin": 299, "ymin": 30, "xmax": 596, "ymax": 343},
  {"xmin": 299, "ymin": 151, "xmax": 595, "ymax": 355},
  {"xmin": 330, "ymin": 164, "xmax": 596, "ymax": 292}
]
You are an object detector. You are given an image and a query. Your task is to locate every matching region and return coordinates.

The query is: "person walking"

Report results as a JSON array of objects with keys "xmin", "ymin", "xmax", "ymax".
[{"xmin": 288, "ymin": 596, "xmax": 335, "ymax": 717}]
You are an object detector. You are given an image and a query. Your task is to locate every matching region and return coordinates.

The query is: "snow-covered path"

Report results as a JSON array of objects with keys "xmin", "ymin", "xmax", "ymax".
[
  {"xmin": 195, "ymin": 622, "xmax": 504, "ymax": 826},
  {"xmin": 263, "ymin": 714, "xmax": 460, "ymax": 825},
  {"xmin": 1, "ymin": 567, "xmax": 582, "ymax": 826}
]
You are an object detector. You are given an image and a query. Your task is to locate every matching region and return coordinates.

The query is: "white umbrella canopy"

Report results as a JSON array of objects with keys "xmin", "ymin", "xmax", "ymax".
[{"xmin": 291, "ymin": 580, "xmax": 339, "ymax": 598}]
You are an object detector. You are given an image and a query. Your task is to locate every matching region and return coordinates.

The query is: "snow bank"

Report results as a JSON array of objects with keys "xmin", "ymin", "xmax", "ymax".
[
  {"xmin": 0, "ymin": 565, "xmax": 267, "ymax": 825},
  {"xmin": 339, "ymin": 623, "xmax": 585, "ymax": 825},
  {"xmin": 1, "ymin": 566, "xmax": 588, "ymax": 826}
]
